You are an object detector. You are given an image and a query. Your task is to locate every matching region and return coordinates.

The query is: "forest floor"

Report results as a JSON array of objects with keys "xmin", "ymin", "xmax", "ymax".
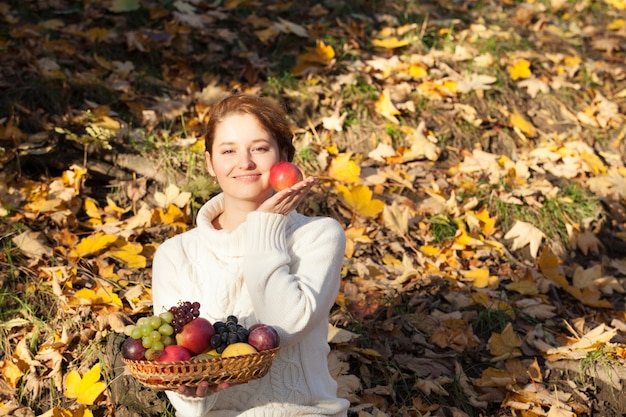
[{"xmin": 1, "ymin": 0, "xmax": 626, "ymax": 416}]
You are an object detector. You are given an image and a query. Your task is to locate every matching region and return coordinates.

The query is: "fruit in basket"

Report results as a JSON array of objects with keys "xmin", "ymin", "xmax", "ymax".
[
  {"xmin": 248, "ymin": 324, "xmax": 280, "ymax": 351},
  {"xmin": 168, "ymin": 301, "xmax": 201, "ymax": 333},
  {"xmin": 269, "ymin": 161, "xmax": 303, "ymax": 191},
  {"xmin": 191, "ymin": 350, "xmax": 220, "ymax": 361},
  {"xmin": 211, "ymin": 315, "xmax": 250, "ymax": 354},
  {"xmin": 122, "ymin": 336, "xmax": 148, "ymax": 360},
  {"xmin": 153, "ymin": 345, "xmax": 192, "ymax": 362},
  {"xmin": 176, "ymin": 317, "xmax": 215, "ymax": 355},
  {"xmin": 221, "ymin": 342, "xmax": 257, "ymax": 357}
]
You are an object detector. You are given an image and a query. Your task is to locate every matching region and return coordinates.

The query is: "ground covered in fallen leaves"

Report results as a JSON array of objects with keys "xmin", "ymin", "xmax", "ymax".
[{"xmin": 1, "ymin": 0, "xmax": 626, "ymax": 416}]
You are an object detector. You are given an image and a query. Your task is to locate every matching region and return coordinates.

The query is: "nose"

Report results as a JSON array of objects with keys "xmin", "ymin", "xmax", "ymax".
[{"xmin": 238, "ymin": 152, "xmax": 256, "ymax": 169}]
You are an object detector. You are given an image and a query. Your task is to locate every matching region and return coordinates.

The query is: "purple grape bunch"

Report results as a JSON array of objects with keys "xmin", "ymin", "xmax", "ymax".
[{"xmin": 168, "ymin": 301, "xmax": 201, "ymax": 333}]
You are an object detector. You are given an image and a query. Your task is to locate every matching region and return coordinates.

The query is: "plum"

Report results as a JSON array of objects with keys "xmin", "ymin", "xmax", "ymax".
[
  {"xmin": 122, "ymin": 337, "xmax": 147, "ymax": 360},
  {"xmin": 248, "ymin": 324, "xmax": 280, "ymax": 351}
]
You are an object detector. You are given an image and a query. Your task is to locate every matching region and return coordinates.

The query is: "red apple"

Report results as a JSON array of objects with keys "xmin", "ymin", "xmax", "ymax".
[
  {"xmin": 269, "ymin": 162, "xmax": 303, "ymax": 191},
  {"xmin": 176, "ymin": 317, "xmax": 215, "ymax": 355},
  {"xmin": 153, "ymin": 345, "xmax": 192, "ymax": 362},
  {"xmin": 248, "ymin": 324, "xmax": 280, "ymax": 351},
  {"xmin": 122, "ymin": 337, "xmax": 147, "ymax": 360}
]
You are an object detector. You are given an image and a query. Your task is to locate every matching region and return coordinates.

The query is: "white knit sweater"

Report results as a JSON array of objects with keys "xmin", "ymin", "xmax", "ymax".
[{"xmin": 151, "ymin": 193, "xmax": 349, "ymax": 417}]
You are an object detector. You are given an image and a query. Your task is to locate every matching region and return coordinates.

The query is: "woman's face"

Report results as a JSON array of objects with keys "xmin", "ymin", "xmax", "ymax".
[{"xmin": 206, "ymin": 113, "xmax": 281, "ymax": 205}]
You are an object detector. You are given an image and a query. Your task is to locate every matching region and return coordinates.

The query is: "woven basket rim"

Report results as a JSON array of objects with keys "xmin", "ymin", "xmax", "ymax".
[
  {"xmin": 123, "ymin": 347, "xmax": 279, "ymax": 389},
  {"xmin": 122, "ymin": 346, "xmax": 279, "ymax": 365}
]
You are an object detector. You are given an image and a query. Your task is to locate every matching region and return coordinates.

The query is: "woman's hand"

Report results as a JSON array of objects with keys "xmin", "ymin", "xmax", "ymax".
[
  {"xmin": 257, "ymin": 176, "xmax": 318, "ymax": 215},
  {"xmin": 176, "ymin": 381, "xmax": 230, "ymax": 397}
]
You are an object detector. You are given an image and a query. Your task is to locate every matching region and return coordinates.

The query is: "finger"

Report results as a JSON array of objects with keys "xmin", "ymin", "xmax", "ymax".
[
  {"xmin": 293, "ymin": 176, "xmax": 318, "ymax": 190},
  {"xmin": 279, "ymin": 176, "xmax": 317, "ymax": 193},
  {"xmin": 196, "ymin": 381, "xmax": 210, "ymax": 396},
  {"xmin": 216, "ymin": 382, "xmax": 230, "ymax": 391}
]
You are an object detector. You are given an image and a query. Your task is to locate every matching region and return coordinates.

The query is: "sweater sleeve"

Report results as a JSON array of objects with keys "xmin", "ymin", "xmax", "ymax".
[
  {"xmin": 151, "ymin": 241, "xmax": 179, "ymax": 317},
  {"xmin": 242, "ymin": 212, "xmax": 346, "ymax": 345},
  {"xmin": 151, "ymin": 240, "xmax": 220, "ymax": 417}
]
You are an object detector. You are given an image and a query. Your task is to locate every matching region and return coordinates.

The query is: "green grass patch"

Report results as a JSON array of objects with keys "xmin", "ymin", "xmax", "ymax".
[
  {"xmin": 472, "ymin": 307, "xmax": 511, "ymax": 340},
  {"xmin": 493, "ymin": 179, "xmax": 601, "ymax": 246},
  {"xmin": 429, "ymin": 214, "xmax": 458, "ymax": 243}
]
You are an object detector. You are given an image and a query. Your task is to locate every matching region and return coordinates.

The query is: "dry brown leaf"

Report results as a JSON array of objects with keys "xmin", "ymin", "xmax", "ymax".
[
  {"xmin": 504, "ymin": 221, "xmax": 545, "ymax": 258},
  {"xmin": 572, "ymin": 230, "xmax": 603, "ymax": 255},
  {"xmin": 12, "ymin": 229, "xmax": 53, "ymax": 258},
  {"xmin": 546, "ymin": 324, "xmax": 617, "ymax": 360},
  {"xmin": 488, "ymin": 323, "xmax": 523, "ymax": 361},
  {"xmin": 382, "ymin": 200, "xmax": 410, "ymax": 235},
  {"xmin": 415, "ymin": 376, "xmax": 453, "ymax": 396}
]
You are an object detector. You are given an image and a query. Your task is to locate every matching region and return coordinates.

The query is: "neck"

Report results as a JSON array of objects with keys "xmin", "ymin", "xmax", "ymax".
[{"xmin": 214, "ymin": 197, "xmax": 261, "ymax": 230}]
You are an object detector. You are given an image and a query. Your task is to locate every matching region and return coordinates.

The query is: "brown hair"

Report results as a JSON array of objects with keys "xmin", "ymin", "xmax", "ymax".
[{"xmin": 204, "ymin": 94, "xmax": 296, "ymax": 162}]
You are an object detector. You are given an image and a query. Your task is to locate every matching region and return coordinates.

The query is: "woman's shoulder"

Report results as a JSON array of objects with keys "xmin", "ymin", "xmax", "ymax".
[{"xmin": 154, "ymin": 227, "xmax": 202, "ymax": 254}]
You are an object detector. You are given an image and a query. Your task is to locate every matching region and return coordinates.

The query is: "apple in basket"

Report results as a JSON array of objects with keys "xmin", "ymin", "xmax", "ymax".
[
  {"xmin": 176, "ymin": 317, "xmax": 215, "ymax": 355},
  {"xmin": 152, "ymin": 345, "xmax": 192, "ymax": 362}
]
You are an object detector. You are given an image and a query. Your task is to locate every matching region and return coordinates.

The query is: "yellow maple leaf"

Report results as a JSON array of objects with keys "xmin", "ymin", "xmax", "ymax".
[
  {"xmin": 372, "ymin": 36, "xmax": 410, "ymax": 49},
  {"xmin": 374, "ymin": 89, "xmax": 400, "ymax": 123},
  {"xmin": 344, "ymin": 226, "xmax": 371, "ymax": 258},
  {"xmin": 1, "ymin": 360, "xmax": 24, "ymax": 388},
  {"xmin": 327, "ymin": 153, "xmax": 361, "ymax": 183},
  {"xmin": 72, "ymin": 284, "xmax": 123, "ymax": 307},
  {"xmin": 291, "ymin": 40, "xmax": 335, "ymax": 75},
  {"xmin": 509, "ymin": 109, "xmax": 537, "ymax": 138},
  {"xmin": 64, "ymin": 363, "xmax": 106, "ymax": 405},
  {"xmin": 417, "ymin": 80, "xmax": 455, "ymax": 99},
  {"xmin": 608, "ymin": 18, "xmax": 625, "ymax": 29},
  {"xmin": 24, "ymin": 197, "xmax": 65, "ymax": 214},
  {"xmin": 107, "ymin": 240, "xmax": 146, "ymax": 269},
  {"xmin": 605, "ymin": 0, "xmax": 625, "ymax": 9},
  {"xmin": 508, "ymin": 59, "xmax": 532, "ymax": 80},
  {"xmin": 409, "ymin": 62, "xmax": 428, "ymax": 78},
  {"xmin": 420, "ymin": 245, "xmax": 441, "ymax": 256},
  {"xmin": 103, "ymin": 196, "xmax": 128, "ymax": 218},
  {"xmin": 325, "ymin": 143, "xmax": 339, "ymax": 155},
  {"xmin": 453, "ymin": 228, "xmax": 483, "ymax": 249},
  {"xmin": 463, "ymin": 268, "xmax": 499, "ymax": 289},
  {"xmin": 84, "ymin": 198, "xmax": 102, "ymax": 220},
  {"xmin": 336, "ymin": 184, "xmax": 385, "ymax": 218},
  {"xmin": 62, "ymin": 165, "xmax": 87, "ymax": 193},
  {"xmin": 70, "ymin": 232, "xmax": 118, "ymax": 258},
  {"xmin": 156, "ymin": 203, "xmax": 188, "ymax": 229},
  {"xmin": 442, "ymin": 80, "xmax": 457, "ymax": 93},
  {"xmin": 474, "ymin": 207, "xmax": 496, "ymax": 237},
  {"xmin": 580, "ymin": 150, "xmax": 607, "ymax": 175}
]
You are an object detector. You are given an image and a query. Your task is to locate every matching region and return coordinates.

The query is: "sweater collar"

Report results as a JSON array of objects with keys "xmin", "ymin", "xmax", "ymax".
[{"xmin": 195, "ymin": 193, "xmax": 248, "ymax": 256}]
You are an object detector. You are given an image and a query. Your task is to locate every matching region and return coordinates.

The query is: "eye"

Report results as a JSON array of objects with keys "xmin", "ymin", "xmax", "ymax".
[{"xmin": 253, "ymin": 146, "xmax": 270, "ymax": 153}]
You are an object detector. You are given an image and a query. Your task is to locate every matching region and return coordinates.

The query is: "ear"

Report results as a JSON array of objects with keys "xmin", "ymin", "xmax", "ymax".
[{"xmin": 205, "ymin": 151, "xmax": 216, "ymax": 176}]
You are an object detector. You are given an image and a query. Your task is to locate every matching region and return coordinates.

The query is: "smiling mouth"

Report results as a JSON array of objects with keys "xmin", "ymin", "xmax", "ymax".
[{"xmin": 234, "ymin": 174, "xmax": 262, "ymax": 181}]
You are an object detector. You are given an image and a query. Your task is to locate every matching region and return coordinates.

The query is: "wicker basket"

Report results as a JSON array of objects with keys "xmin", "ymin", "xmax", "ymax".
[{"xmin": 123, "ymin": 347, "xmax": 279, "ymax": 390}]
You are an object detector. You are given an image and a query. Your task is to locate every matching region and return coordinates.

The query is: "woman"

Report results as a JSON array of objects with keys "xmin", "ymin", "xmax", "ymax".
[{"xmin": 151, "ymin": 94, "xmax": 349, "ymax": 417}]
